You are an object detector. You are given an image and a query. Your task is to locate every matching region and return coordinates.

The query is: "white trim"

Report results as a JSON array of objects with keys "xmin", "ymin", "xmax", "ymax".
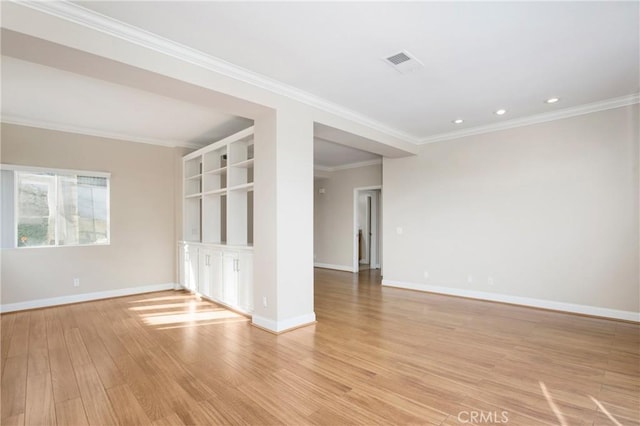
[
  {"xmin": 1, "ymin": 163, "xmax": 111, "ymax": 178},
  {"xmin": 420, "ymin": 94, "xmax": 640, "ymax": 145},
  {"xmin": 0, "ymin": 282, "xmax": 177, "ymax": 313},
  {"xmin": 314, "ymin": 262, "xmax": 354, "ymax": 273},
  {"xmin": 313, "ymin": 159, "xmax": 382, "ymax": 173},
  {"xmin": 1, "ymin": 115, "xmax": 200, "ymax": 149},
  {"xmin": 251, "ymin": 312, "xmax": 316, "ymax": 333},
  {"xmin": 331, "ymin": 159, "xmax": 383, "ymax": 172},
  {"xmin": 18, "ymin": 1, "xmax": 419, "ymax": 145},
  {"xmin": 314, "ymin": 165, "xmax": 333, "ymax": 173},
  {"xmin": 381, "ymin": 279, "xmax": 640, "ymax": 322}
]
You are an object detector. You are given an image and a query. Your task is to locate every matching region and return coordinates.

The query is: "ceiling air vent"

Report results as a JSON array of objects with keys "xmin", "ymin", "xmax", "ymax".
[{"xmin": 383, "ymin": 50, "xmax": 424, "ymax": 74}]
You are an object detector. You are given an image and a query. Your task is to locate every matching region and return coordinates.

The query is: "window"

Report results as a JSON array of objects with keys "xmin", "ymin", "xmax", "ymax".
[{"xmin": 1, "ymin": 165, "xmax": 110, "ymax": 248}]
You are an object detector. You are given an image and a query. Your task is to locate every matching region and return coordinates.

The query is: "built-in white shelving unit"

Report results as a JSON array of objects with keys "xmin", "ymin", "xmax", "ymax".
[{"xmin": 179, "ymin": 126, "xmax": 254, "ymax": 314}]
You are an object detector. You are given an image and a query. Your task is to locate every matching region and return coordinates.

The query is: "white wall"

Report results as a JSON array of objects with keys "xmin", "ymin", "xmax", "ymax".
[
  {"xmin": 1, "ymin": 124, "xmax": 184, "ymax": 309},
  {"xmin": 383, "ymin": 105, "xmax": 639, "ymax": 318},
  {"xmin": 314, "ymin": 164, "xmax": 382, "ymax": 270}
]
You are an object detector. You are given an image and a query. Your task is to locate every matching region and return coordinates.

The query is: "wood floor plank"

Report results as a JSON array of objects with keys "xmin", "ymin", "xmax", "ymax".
[
  {"xmin": 236, "ymin": 378, "xmax": 316, "ymax": 424},
  {"xmin": 7, "ymin": 312, "xmax": 30, "ymax": 358},
  {"xmin": 25, "ymin": 372, "xmax": 56, "ymax": 426},
  {"xmin": 107, "ymin": 384, "xmax": 152, "ymax": 426},
  {"xmin": 82, "ymin": 336, "xmax": 126, "ymax": 389},
  {"xmin": 45, "ymin": 312, "xmax": 67, "ymax": 352},
  {"xmin": 146, "ymin": 348, "xmax": 216, "ymax": 401},
  {"xmin": 73, "ymin": 362, "xmax": 118, "ymax": 425},
  {"xmin": 49, "ymin": 347, "xmax": 81, "ymax": 403},
  {"xmin": 1, "ymin": 314, "xmax": 17, "ymax": 367},
  {"xmin": 64, "ymin": 327, "xmax": 93, "ymax": 367},
  {"xmin": 152, "ymin": 412, "xmax": 187, "ymax": 426},
  {"xmin": 55, "ymin": 398, "xmax": 89, "ymax": 426},
  {"xmin": 0, "ymin": 269, "xmax": 638, "ymax": 425},
  {"xmin": 114, "ymin": 353, "xmax": 174, "ymax": 421},
  {"xmin": 1, "ymin": 355, "xmax": 28, "ymax": 420},
  {"xmin": 2, "ymin": 413, "xmax": 25, "ymax": 426}
]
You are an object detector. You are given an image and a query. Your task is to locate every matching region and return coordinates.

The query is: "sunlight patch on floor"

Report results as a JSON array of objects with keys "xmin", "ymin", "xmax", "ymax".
[
  {"xmin": 589, "ymin": 395, "xmax": 623, "ymax": 426},
  {"xmin": 128, "ymin": 295, "xmax": 193, "ymax": 303},
  {"xmin": 129, "ymin": 301, "xmax": 210, "ymax": 311},
  {"xmin": 539, "ymin": 381, "xmax": 568, "ymax": 426},
  {"xmin": 155, "ymin": 317, "xmax": 249, "ymax": 330},
  {"xmin": 140, "ymin": 309, "xmax": 243, "ymax": 326},
  {"xmin": 140, "ymin": 307, "xmax": 228, "ymax": 318}
]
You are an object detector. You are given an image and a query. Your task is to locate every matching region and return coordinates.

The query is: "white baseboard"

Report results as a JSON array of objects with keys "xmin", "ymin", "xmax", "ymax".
[
  {"xmin": 382, "ymin": 279, "xmax": 639, "ymax": 322},
  {"xmin": 0, "ymin": 283, "xmax": 177, "ymax": 313},
  {"xmin": 252, "ymin": 312, "xmax": 316, "ymax": 333},
  {"xmin": 314, "ymin": 262, "xmax": 354, "ymax": 273}
]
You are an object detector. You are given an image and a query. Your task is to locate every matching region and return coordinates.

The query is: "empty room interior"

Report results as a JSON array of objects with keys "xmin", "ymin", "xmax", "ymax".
[{"xmin": 1, "ymin": 2, "xmax": 639, "ymax": 425}]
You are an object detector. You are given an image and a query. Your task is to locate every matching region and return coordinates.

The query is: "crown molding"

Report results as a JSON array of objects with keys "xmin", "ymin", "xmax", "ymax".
[
  {"xmin": 314, "ymin": 158, "xmax": 382, "ymax": 173},
  {"xmin": 16, "ymin": 0, "xmax": 421, "ymax": 145},
  {"xmin": 420, "ymin": 93, "xmax": 640, "ymax": 145},
  {"xmin": 331, "ymin": 158, "xmax": 382, "ymax": 171},
  {"xmin": 1, "ymin": 115, "xmax": 201, "ymax": 149},
  {"xmin": 314, "ymin": 165, "xmax": 333, "ymax": 173}
]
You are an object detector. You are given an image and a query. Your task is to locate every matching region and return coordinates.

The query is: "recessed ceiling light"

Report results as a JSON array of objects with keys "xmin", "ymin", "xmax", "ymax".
[
  {"xmin": 495, "ymin": 109, "xmax": 507, "ymax": 116},
  {"xmin": 452, "ymin": 119, "xmax": 464, "ymax": 124},
  {"xmin": 545, "ymin": 97, "xmax": 560, "ymax": 104}
]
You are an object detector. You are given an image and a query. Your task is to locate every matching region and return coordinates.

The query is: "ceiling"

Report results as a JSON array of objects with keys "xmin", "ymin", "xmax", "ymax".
[
  {"xmin": 74, "ymin": 1, "xmax": 639, "ymax": 139},
  {"xmin": 313, "ymin": 138, "xmax": 380, "ymax": 169},
  {"xmin": 0, "ymin": 53, "xmax": 377, "ymax": 167},
  {"xmin": 1, "ymin": 1, "xmax": 638, "ymax": 167},
  {"xmin": 1, "ymin": 56, "xmax": 251, "ymax": 147}
]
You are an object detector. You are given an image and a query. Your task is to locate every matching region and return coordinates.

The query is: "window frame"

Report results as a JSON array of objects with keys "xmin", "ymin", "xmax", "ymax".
[{"xmin": 1, "ymin": 164, "xmax": 111, "ymax": 249}]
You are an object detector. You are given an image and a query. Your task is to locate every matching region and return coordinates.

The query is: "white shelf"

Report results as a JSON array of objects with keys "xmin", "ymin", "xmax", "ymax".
[
  {"xmin": 203, "ymin": 188, "xmax": 226, "ymax": 196},
  {"xmin": 228, "ymin": 183, "xmax": 254, "ymax": 192},
  {"xmin": 184, "ymin": 126, "xmax": 254, "ymax": 249},
  {"xmin": 204, "ymin": 167, "xmax": 227, "ymax": 175},
  {"xmin": 230, "ymin": 159, "xmax": 254, "ymax": 169}
]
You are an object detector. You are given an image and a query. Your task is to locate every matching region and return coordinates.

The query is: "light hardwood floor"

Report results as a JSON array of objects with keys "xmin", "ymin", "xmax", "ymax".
[{"xmin": 1, "ymin": 268, "xmax": 638, "ymax": 425}]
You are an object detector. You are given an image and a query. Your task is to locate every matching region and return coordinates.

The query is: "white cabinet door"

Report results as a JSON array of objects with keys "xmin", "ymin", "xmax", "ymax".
[
  {"xmin": 200, "ymin": 247, "xmax": 223, "ymax": 300},
  {"xmin": 222, "ymin": 252, "xmax": 239, "ymax": 306},
  {"xmin": 237, "ymin": 251, "xmax": 254, "ymax": 312},
  {"xmin": 210, "ymin": 249, "xmax": 224, "ymax": 301},
  {"xmin": 181, "ymin": 243, "xmax": 252, "ymax": 312},
  {"xmin": 198, "ymin": 248, "xmax": 210, "ymax": 298},
  {"xmin": 181, "ymin": 244, "xmax": 199, "ymax": 292}
]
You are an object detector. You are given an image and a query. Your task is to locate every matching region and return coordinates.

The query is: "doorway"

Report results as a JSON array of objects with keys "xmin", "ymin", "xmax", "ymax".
[{"xmin": 353, "ymin": 186, "xmax": 381, "ymax": 273}]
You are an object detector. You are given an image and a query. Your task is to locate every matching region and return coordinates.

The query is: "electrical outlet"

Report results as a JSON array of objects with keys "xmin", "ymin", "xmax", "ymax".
[
  {"xmin": 263, "ymin": 296, "xmax": 268, "ymax": 307},
  {"xmin": 396, "ymin": 227, "xmax": 403, "ymax": 235},
  {"xmin": 467, "ymin": 274, "xmax": 473, "ymax": 283},
  {"xmin": 423, "ymin": 271, "xmax": 429, "ymax": 279},
  {"xmin": 488, "ymin": 276, "xmax": 494, "ymax": 286},
  {"xmin": 73, "ymin": 278, "xmax": 80, "ymax": 287}
]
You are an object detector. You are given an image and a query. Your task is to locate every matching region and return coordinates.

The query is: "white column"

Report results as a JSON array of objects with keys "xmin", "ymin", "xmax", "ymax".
[{"xmin": 252, "ymin": 106, "xmax": 315, "ymax": 332}]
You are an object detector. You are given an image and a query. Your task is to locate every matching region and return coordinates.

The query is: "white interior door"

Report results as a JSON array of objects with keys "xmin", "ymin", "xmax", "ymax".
[{"xmin": 353, "ymin": 186, "xmax": 382, "ymax": 272}]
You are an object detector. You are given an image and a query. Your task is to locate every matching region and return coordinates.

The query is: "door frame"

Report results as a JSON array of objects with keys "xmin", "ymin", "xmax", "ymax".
[{"xmin": 353, "ymin": 186, "xmax": 382, "ymax": 273}]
